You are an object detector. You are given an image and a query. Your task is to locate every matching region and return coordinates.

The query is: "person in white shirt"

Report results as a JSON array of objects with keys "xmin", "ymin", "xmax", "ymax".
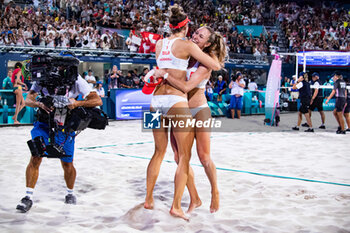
[
  {"xmin": 248, "ymin": 78, "xmax": 258, "ymax": 91},
  {"xmin": 93, "ymin": 81, "xmax": 105, "ymax": 97},
  {"xmin": 85, "ymin": 70, "xmax": 96, "ymax": 88},
  {"xmin": 229, "ymin": 73, "xmax": 246, "ymax": 119}
]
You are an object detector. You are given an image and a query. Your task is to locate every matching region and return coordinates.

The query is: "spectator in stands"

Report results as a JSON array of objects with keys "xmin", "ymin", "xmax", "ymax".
[
  {"xmin": 119, "ymin": 71, "xmax": 134, "ymax": 89},
  {"xmin": 125, "ymin": 31, "xmax": 140, "ymax": 52},
  {"xmin": 282, "ymin": 77, "xmax": 290, "ymax": 87},
  {"xmin": 229, "ymin": 72, "xmax": 245, "ymax": 119},
  {"xmin": 215, "ymin": 75, "xmax": 227, "ymax": 102},
  {"xmin": 85, "ymin": 69, "xmax": 96, "ymax": 89},
  {"xmin": 93, "ymin": 81, "xmax": 105, "ymax": 97},
  {"xmin": 205, "ymin": 79, "xmax": 214, "ymax": 101},
  {"xmin": 108, "ymin": 65, "xmax": 121, "ymax": 90},
  {"xmin": 248, "ymin": 78, "xmax": 258, "ymax": 91},
  {"xmin": 3, "ymin": 69, "xmax": 13, "ymax": 90},
  {"xmin": 131, "ymin": 77, "xmax": 143, "ymax": 89},
  {"xmin": 0, "ymin": 0, "xmax": 348, "ymax": 55}
]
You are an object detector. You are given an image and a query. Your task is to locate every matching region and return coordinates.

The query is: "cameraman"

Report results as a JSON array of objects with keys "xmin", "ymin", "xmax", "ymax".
[{"xmin": 16, "ymin": 62, "xmax": 102, "ymax": 213}]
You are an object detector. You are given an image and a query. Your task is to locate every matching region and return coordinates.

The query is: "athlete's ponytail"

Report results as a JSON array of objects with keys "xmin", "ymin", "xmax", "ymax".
[{"xmin": 202, "ymin": 27, "xmax": 227, "ymax": 65}]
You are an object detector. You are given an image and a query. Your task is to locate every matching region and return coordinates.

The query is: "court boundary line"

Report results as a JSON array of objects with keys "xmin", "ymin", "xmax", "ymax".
[{"xmin": 79, "ymin": 148, "xmax": 350, "ymax": 187}]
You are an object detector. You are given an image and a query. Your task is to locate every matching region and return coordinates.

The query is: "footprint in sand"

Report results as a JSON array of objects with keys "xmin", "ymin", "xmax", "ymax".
[{"xmin": 121, "ymin": 203, "xmax": 162, "ymax": 230}]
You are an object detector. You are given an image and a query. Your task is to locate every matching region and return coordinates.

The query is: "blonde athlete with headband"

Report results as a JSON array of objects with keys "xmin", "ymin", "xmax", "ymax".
[
  {"xmin": 160, "ymin": 27, "xmax": 226, "ymax": 214},
  {"xmin": 143, "ymin": 4, "xmax": 221, "ymax": 221}
]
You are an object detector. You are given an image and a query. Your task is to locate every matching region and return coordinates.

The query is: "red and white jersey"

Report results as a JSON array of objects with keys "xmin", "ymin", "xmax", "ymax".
[
  {"xmin": 186, "ymin": 61, "xmax": 208, "ymax": 89},
  {"xmin": 156, "ymin": 38, "xmax": 189, "ymax": 71}
]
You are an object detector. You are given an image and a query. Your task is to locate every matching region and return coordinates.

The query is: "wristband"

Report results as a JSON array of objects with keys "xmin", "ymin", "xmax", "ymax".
[{"xmin": 164, "ymin": 73, "xmax": 169, "ymax": 80}]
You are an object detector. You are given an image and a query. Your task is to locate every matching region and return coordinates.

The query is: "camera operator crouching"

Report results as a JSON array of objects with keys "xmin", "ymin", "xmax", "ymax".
[{"xmin": 16, "ymin": 53, "xmax": 102, "ymax": 213}]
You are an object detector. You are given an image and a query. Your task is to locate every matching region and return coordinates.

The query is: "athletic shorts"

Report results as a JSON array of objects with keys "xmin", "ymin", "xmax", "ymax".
[
  {"xmin": 309, "ymin": 97, "xmax": 323, "ymax": 111},
  {"xmin": 343, "ymin": 98, "xmax": 350, "ymax": 113},
  {"xmin": 229, "ymin": 95, "xmax": 243, "ymax": 110},
  {"xmin": 335, "ymin": 97, "xmax": 346, "ymax": 112},
  {"xmin": 299, "ymin": 98, "xmax": 310, "ymax": 114},
  {"xmin": 31, "ymin": 121, "xmax": 76, "ymax": 163}
]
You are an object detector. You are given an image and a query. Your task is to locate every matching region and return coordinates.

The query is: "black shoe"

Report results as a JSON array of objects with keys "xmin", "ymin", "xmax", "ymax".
[
  {"xmin": 338, "ymin": 126, "xmax": 341, "ymax": 131},
  {"xmin": 301, "ymin": 123, "xmax": 309, "ymax": 127},
  {"xmin": 292, "ymin": 126, "xmax": 299, "ymax": 131},
  {"xmin": 336, "ymin": 130, "xmax": 346, "ymax": 134},
  {"xmin": 319, "ymin": 125, "xmax": 326, "ymax": 129},
  {"xmin": 16, "ymin": 196, "xmax": 33, "ymax": 213},
  {"xmin": 346, "ymin": 128, "xmax": 350, "ymax": 132},
  {"xmin": 304, "ymin": 128, "xmax": 314, "ymax": 132},
  {"xmin": 65, "ymin": 194, "xmax": 76, "ymax": 204}
]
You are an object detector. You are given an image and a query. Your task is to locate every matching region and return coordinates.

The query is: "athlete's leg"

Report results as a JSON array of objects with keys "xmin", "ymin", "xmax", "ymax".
[
  {"xmin": 145, "ymin": 115, "xmax": 169, "ymax": 209},
  {"xmin": 61, "ymin": 161, "xmax": 76, "ymax": 189},
  {"xmin": 169, "ymin": 102, "xmax": 194, "ymax": 220},
  {"xmin": 26, "ymin": 156, "xmax": 43, "ymax": 188},
  {"xmin": 194, "ymin": 108, "xmax": 218, "ymax": 213},
  {"xmin": 171, "ymin": 128, "xmax": 200, "ymax": 214}
]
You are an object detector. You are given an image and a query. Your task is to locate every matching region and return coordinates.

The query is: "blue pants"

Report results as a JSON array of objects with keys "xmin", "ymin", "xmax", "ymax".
[
  {"xmin": 31, "ymin": 122, "xmax": 76, "ymax": 163},
  {"xmin": 229, "ymin": 95, "xmax": 243, "ymax": 110}
]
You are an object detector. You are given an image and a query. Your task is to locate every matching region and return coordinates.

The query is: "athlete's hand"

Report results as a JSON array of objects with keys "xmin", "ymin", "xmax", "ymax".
[
  {"xmin": 153, "ymin": 69, "xmax": 167, "ymax": 78},
  {"xmin": 325, "ymin": 99, "xmax": 329, "ymax": 104},
  {"xmin": 310, "ymin": 99, "xmax": 314, "ymax": 105}
]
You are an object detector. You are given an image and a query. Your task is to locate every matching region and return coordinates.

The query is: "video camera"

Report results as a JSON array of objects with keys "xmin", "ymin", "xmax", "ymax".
[
  {"xmin": 27, "ymin": 54, "xmax": 108, "ymax": 159},
  {"xmin": 29, "ymin": 54, "xmax": 79, "ymax": 95}
]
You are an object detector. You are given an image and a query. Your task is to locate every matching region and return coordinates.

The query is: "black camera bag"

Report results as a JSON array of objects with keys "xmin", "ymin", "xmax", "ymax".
[
  {"xmin": 87, "ymin": 108, "xmax": 108, "ymax": 130},
  {"xmin": 65, "ymin": 107, "xmax": 92, "ymax": 133}
]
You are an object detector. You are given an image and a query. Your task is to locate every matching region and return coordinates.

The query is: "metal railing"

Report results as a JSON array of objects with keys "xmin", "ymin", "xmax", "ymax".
[{"xmin": 0, "ymin": 45, "xmax": 275, "ymax": 65}]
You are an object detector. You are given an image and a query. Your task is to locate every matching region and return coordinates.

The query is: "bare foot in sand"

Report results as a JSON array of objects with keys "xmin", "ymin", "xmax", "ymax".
[
  {"xmin": 187, "ymin": 199, "xmax": 202, "ymax": 214},
  {"xmin": 144, "ymin": 198, "xmax": 154, "ymax": 209},
  {"xmin": 170, "ymin": 207, "xmax": 189, "ymax": 221},
  {"xmin": 210, "ymin": 191, "xmax": 219, "ymax": 213}
]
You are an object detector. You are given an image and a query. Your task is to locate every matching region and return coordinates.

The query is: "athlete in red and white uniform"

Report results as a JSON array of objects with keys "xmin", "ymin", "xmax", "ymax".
[
  {"xmin": 143, "ymin": 5, "xmax": 221, "ymax": 221},
  {"xmin": 164, "ymin": 26, "xmax": 227, "ymax": 214}
]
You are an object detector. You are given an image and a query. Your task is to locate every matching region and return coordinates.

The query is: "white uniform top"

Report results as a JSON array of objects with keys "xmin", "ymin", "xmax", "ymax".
[
  {"xmin": 156, "ymin": 38, "xmax": 189, "ymax": 71},
  {"xmin": 31, "ymin": 75, "xmax": 93, "ymax": 99},
  {"xmin": 186, "ymin": 61, "xmax": 208, "ymax": 89}
]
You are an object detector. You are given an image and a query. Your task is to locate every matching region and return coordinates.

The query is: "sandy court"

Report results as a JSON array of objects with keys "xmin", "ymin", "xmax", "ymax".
[{"xmin": 0, "ymin": 112, "xmax": 349, "ymax": 233}]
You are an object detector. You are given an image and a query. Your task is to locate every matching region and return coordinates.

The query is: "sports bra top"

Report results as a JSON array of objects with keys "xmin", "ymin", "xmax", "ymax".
[
  {"xmin": 186, "ymin": 61, "xmax": 208, "ymax": 89},
  {"xmin": 156, "ymin": 38, "xmax": 189, "ymax": 71}
]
